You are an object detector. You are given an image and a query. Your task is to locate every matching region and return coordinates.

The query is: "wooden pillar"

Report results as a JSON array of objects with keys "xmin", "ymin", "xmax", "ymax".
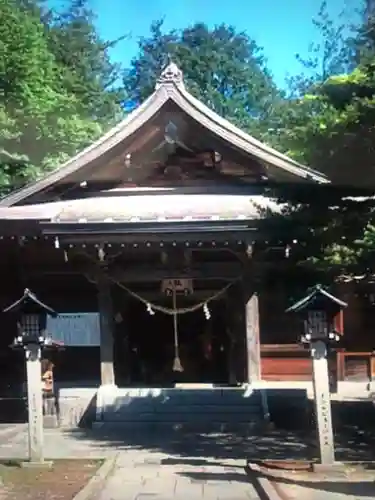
[
  {"xmin": 246, "ymin": 293, "xmax": 261, "ymax": 382},
  {"xmin": 113, "ymin": 297, "xmax": 130, "ymax": 385},
  {"xmin": 97, "ymin": 278, "xmax": 115, "ymax": 386},
  {"xmin": 370, "ymin": 353, "xmax": 375, "ymax": 388},
  {"xmin": 226, "ymin": 283, "xmax": 246, "ymax": 384},
  {"xmin": 336, "ymin": 349, "xmax": 345, "ymax": 382}
]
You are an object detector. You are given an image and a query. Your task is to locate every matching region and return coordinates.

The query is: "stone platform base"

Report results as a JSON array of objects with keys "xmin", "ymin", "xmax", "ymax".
[{"xmin": 40, "ymin": 385, "xmax": 311, "ymax": 431}]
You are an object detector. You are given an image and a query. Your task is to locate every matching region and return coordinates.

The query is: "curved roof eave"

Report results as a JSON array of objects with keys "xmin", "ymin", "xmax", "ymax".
[
  {"xmin": 171, "ymin": 84, "xmax": 329, "ymax": 184},
  {"xmin": 0, "ymin": 193, "xmax": 281, "ymax": 223},
  {"xmin": 0, "ymin": 64, "xmax": 329, "ymax": 207},
  {"xmin": 0, "ymin": 88, "xmax": 169, "ymax": 207}
]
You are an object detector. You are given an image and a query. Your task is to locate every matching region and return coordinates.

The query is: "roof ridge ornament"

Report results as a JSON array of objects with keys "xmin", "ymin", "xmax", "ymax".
[{"xmin": 156, "ymin": 62, "xmax": 184, "ymax": 89}]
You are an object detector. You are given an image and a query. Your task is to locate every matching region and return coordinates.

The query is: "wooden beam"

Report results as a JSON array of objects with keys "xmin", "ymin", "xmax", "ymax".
[
  {"xmin": 115, "ymin": 290, "xmax": 225, "ymax": 302},
  {"xmin": 24, "ymin": 261, "xmax": 244, "ymax": 283},
  {"xmin": 110, "ymin": 263, "xmax": 243, "ymax": 282},
  {"xmin": 41, "ymin": 221, "xmax": 257, "ymax": 243}
]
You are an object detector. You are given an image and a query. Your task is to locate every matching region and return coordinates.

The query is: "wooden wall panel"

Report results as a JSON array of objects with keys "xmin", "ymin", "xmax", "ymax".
[{"xmin": 261, "ymin": 357, "xmax": 312, "ymax": 381}]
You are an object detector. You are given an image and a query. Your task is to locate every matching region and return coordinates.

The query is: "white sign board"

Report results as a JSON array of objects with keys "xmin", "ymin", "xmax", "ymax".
[
  {"xmin": 46, "ymin": 313, "xmax": 100, "ymax": 346},
  {"xmin": 162, "ymin": 279, "xmax": 193, "ymax": 296}
]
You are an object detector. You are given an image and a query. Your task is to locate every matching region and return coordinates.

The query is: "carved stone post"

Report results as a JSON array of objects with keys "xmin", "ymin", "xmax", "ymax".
[
  {"xmin": 311, "ymin": 340, "xmax": 335, "ymax": 466},
  {"xmin": 286, "ymin": 284, "xmax": 347, "ymax": 471},
  {"xmin": 26, "ymin": 343, "xmax": 44, "ymax": 463}
]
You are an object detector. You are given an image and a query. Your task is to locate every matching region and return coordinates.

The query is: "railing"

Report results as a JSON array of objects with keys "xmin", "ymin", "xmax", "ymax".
[
  {"xmin": 336, "ymin": 349, "xmax": 375, "ymax": 383},
  {"xmin": 260, "ymin": 344, "xmax": 375, "ymax": 385}
]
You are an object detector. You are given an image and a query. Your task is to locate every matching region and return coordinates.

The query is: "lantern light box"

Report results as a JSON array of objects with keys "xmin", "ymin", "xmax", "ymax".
[
  {"xmin": 3, "ymin": 288, "xmax": 59, "ymax": 348},
  {"xmin": 286, "ymin": 284, "xmax": 347, "ymax": 345}
]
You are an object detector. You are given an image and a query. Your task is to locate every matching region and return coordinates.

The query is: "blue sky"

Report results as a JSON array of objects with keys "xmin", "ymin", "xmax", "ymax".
[{"xmin": 56, "ymin": 0, "xmax": 360, "ymax": 88}]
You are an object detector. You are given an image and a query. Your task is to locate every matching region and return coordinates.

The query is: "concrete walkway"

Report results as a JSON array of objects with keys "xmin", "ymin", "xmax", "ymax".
[
  {"xmin": 94, "ymin": 454, "xmax": 260, "ymax": 500},
  {"xmin": 252, "ymin": 463, "xmax": 375, "ymax": 500},
  {"xmin": 1, "ymin": 425, "xmax": 375, "ymax": 499},
  {"xmin": 0, "ymin": 425, "xmax": 263, "ymax": 499},
  {"xmin": 93, "ymin": 454, "xmax": 375, "ymax": 500}
]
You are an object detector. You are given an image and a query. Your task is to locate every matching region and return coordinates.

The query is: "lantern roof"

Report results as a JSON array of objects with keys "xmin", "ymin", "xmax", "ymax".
[
  {"xmin": 286, "ymin": 284, "xmax": 348, "ymax": 313},
  {"xmin": 3, "ymin": 288, "xmax": 57, "ymax": 316}
]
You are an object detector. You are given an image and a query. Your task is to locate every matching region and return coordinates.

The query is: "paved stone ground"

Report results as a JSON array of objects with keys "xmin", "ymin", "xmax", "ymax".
[
  {"xmin": 0, "ymin": 424, "xmax": 29, "ymax": 448},
  {"xmin": 95, "ymin": 454, "xmax": 260, "ymax": 500},
  {"xmin": 1, "ymin": 425, "xmax": 375, "ymax": 499},
  {"xmin": 253, "ymin": 464, "xmax": 375, "ymax": 500},
  {"xmin": 278, "ymin": 481, "xmax": 375, "ymax": 500},
  {"xmin": 0, "ymin": 425, "xmax": 116, "ymax": 460},
  {"xmin": 0, "ymin": 426, "xmax": 262, "ymax": 499}
]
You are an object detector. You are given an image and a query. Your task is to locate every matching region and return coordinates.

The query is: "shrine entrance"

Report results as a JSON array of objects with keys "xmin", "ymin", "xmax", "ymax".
[
  {"xmin": 113, "ymin": 293, "xmax": 229, "ymax": 387},
  {"xmin": 0, "ymin": 63, "xmax": 329, "ymax": 428}
]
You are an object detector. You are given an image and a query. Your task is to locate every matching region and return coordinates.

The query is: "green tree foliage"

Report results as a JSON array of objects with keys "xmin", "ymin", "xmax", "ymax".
[
  {"xmin": 3, "ymin": 0, "xmax": 375, "ymax": 280},
  {"xmin": 123, "ymin": 20, "xmax": 281, "ymax": 133},
  {"xmin": 264, "ymin": 1, "xmax": 375, "ymax": 276},
  {"xmin": 287, "ymin": 1, "xmax": 353, "ymax": 96},
  {"xmin": 46, "ymin": 0, "xmax": 126, "ymax": 124},
  {"xmin": 0, "ymin": 0, "xmax": 125, "ymax": 194}
]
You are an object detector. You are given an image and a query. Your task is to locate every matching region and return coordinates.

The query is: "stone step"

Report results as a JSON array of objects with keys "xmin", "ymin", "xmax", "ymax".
[
  {"xmin": 108, "ymin": 403, "xmax": 262, "ymax": 414},
  {"xmin": 111, "ymin": 388, "xmax": 261, "ymax": 408},
  {"xmin": 101, "ymin": 387, "xmax": 264, "ymax": 424},
  {"xmin": 111, "ymin": 387, "xmax": 258, "ymax": 398},
  {"xmin": 103, "ymin": 410, "xmax": 263, "ymax": 422},
  {"xmin": 92, "ymin": 420, "xmax": 264, "ymax": 433}
]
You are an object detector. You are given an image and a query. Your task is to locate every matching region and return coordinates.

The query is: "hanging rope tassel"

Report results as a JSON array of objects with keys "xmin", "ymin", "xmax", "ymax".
[{"xmin": 172, "ymin": 283, "xmax": 184, "ymax": 372}]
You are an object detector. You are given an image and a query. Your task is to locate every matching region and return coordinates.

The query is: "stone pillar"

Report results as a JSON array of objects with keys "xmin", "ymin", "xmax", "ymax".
[
  {"xmin": 311, "ymin": 340, "xmax": 335, "ymax": 467},
  {"xmin": 25, "ymin": 343, "xmax": 44, "ymax": 463},
  {"xmin": 97, "ymin": 278, "xmax": 115, "ymax": 386},
  {"xmin": 245, "ymin": 293, "xmax": 261, "ymax": 382}
]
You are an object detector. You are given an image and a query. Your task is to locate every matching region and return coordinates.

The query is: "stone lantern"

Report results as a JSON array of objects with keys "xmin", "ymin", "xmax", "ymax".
[
  {"xmin": 286, "ymin": 284, "xmax": 348, "ymax": 470},
  {"xmin": 3, "ymin": 288, "xmax": 59, "ymax": 348},
  {"xmin": 3, "ymin": 288, "xmax": 61, "ymax": 465},
  {"xmin": 286, "ymin": 284, "xmax": 346, "ymax": 346}
]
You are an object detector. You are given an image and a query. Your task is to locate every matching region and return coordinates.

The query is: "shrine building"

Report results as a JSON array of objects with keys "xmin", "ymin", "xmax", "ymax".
[{"xmin": 0, "ymin": 63, "xmax": 370, "ymax": 428}]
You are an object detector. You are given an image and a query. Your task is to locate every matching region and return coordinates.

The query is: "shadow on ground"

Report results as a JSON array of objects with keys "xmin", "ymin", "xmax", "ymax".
[
  {"xmin": 247, "ymin": 465, "xmax": 375, "ymax": 498},
  {"xmin": 65, "ymin": 399, "xmax": 375, "ymax": 463}
]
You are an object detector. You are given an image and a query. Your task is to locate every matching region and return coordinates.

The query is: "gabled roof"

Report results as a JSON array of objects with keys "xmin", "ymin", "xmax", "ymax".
[
  {"xmin": 286, "ymin": 284, "xmax": 348, "ymax": 313},
  {"xmin": 0, "ymin": 63, "xmax": 329, "ymax": 207},
  {"xmin": 3, "ymin": 288, "xmax": 57, "ymax": 316}
]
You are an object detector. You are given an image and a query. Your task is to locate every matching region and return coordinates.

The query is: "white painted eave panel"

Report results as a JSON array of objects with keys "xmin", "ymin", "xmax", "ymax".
[{"xmin": 0, "ymin": 194, "xmax": 282, "ymax": 223}]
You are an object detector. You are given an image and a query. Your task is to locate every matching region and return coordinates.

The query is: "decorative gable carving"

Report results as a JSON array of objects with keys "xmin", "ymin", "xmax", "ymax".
[{"xmin": 156, "ymin": 62, "xmax": 184, "ymax": 88}]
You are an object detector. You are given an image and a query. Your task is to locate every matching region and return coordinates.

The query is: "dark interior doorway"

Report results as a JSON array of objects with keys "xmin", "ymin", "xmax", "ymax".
[{"xmin": 114, "ymin": 295, "xmax": 229, "ymax": 387}]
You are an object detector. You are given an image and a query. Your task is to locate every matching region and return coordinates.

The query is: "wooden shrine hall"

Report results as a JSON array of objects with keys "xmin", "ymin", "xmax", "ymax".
[{"xmin": 0, "ymin": 63, "xmax": 335, "ymax": 427}]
